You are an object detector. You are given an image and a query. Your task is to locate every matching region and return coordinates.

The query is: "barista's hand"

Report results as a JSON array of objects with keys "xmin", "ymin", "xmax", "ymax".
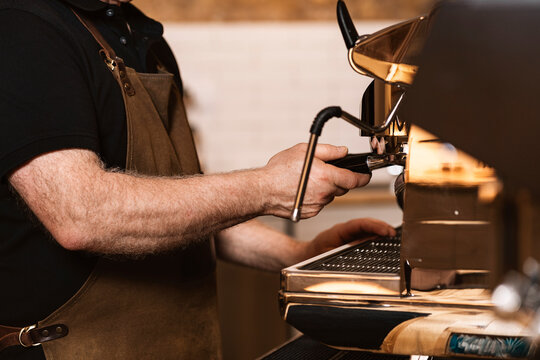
[
  {"xmin": 260, "ymin": 143, "xmax": 370, "ymax": 219},
  {"xmin": 301, "ymin": 218, "xmax": 396, "ymax": 261}
]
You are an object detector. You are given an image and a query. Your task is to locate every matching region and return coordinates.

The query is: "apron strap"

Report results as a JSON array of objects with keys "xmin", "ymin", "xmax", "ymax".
[
  {"xmin": 0, "ymin": 324, "xmax": 68, "ymax": 352},
  {"xmin": 71, "ymin": 9, "xmax": 136, "ymax": 96}
]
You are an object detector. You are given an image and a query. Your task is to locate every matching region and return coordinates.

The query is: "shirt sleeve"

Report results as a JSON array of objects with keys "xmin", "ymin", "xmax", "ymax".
[{"xmin": 0, "ymin": 9, "xmax": 100, "ymax": 180}]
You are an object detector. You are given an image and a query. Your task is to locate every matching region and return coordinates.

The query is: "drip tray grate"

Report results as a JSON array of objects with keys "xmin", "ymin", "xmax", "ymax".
[{"xmin": 300, "ymin": 234, "xmax": 401, "ymax": 274}]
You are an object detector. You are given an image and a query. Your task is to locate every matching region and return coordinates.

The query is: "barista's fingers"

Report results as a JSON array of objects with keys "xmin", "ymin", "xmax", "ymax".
[
  {"xmin": 313, "ymin": 144, "xmax": 348, "ymax": 162},
  {"xmin": 300, "ymin": 166, "xmax": 362, "ymax": 218},
  {"xmin": 371, "ymin": 137, "xmax": 386, "ymax": 155},
  {"xmin": 334, "ymin": 187, "xmax": 349, "ymax": 197},
  {"xmin": 300, "ymin": 197, "xmax": 333, "ymax": 218},
  {"xmin": 371, "ymin": 137, "xmax": 379, "ymax": 152},
  {"xmin": 328, "ymin": 165, "xmax": 371, "ymax": 190},
  {"xmin": 336, "ymin": 218, "xmax": 396, "ymax": 240}
]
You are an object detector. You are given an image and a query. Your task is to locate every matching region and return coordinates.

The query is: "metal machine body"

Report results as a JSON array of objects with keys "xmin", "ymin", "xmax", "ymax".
[{"xmin": 281, "ymin": 1, "xmax": 539, "ymax": 358}]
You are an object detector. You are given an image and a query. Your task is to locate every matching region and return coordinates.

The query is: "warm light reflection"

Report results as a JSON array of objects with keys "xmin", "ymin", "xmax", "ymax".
[
  {"xmin": 347, "ymin": 15, "xmax": 429, "ymax": 85},
  {"xmin": 305, "ymin": 281, "xmax": 398, "ymax": 295},
  {"xmin": 419, "ymin": 220, "xmax": 489, "ymax": 225},
  {"xmin": 406, "ymin": 125, "xmax": 497, "ymax": 185},
  {"xmin": 349, "ymin": 51, "xmax": 417, "ymax": 85}
]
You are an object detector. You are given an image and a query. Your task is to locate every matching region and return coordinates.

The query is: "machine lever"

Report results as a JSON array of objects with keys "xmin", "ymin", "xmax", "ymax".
[{"xmin": 337, "ymin": 0, "xmax": 360, "ymax": 49}]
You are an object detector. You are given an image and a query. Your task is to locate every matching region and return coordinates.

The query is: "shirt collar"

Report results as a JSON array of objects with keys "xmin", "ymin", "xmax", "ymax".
[
  {"xmin": 59, "ymin": 0, "xmax": 163, "ymax": 38},
  {"xmin": 123, "ymin": 4, "xmax": 163, "ymax": 38},
  {"xmin": 60, "ymin": 0, "xmax": 108, "ymax": 12}
]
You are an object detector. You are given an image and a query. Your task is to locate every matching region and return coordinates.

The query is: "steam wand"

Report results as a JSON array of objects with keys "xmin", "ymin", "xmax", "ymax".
[{"xmin": 290, "ymin": 93, "xmax": 404, "ymax": 222}]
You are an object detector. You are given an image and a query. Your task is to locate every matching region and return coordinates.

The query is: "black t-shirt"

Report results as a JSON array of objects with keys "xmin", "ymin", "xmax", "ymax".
[{"xmin": 0, "ymin": 1, "xmax": 182, "ymax": 358}]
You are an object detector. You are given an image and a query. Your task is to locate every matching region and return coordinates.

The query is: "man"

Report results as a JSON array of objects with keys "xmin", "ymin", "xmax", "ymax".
[{"xmin": 0, "ymin": 0, "xmax": 395, "ymax": 358}]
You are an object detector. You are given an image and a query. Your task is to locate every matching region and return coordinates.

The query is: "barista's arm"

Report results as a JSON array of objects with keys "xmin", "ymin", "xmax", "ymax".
[
  {"xmin": 8, "ymin": 144, "xmax": 369, "ymax": 256},
  {"xmin": 216, "ymin": 218, "xmax": 396, "ymax": 271}
]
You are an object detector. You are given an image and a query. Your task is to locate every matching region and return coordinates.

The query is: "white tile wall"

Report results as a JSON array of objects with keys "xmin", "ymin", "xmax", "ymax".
[{"xmin": 164, "ymin": 21, "xmax": 398, "ymax": 184}]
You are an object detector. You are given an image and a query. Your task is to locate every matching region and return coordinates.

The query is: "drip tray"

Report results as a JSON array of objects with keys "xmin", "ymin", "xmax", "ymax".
[{"xmin": 281, "ymin": 234, "xmax": 402, "ymax": 296}]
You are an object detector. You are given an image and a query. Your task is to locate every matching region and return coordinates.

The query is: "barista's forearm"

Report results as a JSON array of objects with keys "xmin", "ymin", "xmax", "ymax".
[
  {"xmin": 9, "ymin": 149, "xmax": 268, "ymax": 255},
  {"xmin": 216, "ymin": 220, "xmax": 307, "ymax": 271}
]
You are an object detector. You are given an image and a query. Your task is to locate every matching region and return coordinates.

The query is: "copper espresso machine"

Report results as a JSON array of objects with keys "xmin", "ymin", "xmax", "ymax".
[{"xmin": 278, "ymin": 1, "xmax": 540, "ymax": 359}]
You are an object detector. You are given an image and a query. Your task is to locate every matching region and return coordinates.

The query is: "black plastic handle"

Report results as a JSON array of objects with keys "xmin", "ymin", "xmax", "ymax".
[
  {"xmin": 337, "ymin": 0, "xmax": 360, "ymax": 49},
  {"xmin": 327, "ymin": 153, "xmax": 372, "ymax": 174}
]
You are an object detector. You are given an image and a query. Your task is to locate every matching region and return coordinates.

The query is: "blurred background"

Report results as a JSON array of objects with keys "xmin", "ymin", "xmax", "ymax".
[{"xmin": 133, "ymin": 1, "xmax": 436, "ymax": 359}]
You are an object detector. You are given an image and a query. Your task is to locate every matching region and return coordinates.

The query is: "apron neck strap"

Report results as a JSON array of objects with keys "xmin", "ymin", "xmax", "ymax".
[
  {"xmin": 71, "ymin": 9, "xmax": 117, "ymax": 62},
  {"xmin": 71, "ymin": 8, "xmax": 136, "ymax": 96}
]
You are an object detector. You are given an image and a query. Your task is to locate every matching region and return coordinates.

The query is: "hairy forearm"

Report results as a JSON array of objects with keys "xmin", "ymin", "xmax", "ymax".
[
  {"xmin": 10, "ymin": 143, "xmax": 369, "ymax": 256},
  {"xmin": 216, "ymin": 220, "xmax": 307, "ymax": 271},
  {"xmin": 216, "ymin": 218, "xmax": 397, "ymax": 272},
  {"xmin": 10, "ymin": 150, "xmax": 268, "ymax": 255}
]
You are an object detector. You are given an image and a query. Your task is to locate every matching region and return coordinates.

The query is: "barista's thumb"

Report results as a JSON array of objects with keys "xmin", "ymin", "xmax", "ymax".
[{"xmin": 314, "ymin": 144, "xmax": 348, "ymax": 161}]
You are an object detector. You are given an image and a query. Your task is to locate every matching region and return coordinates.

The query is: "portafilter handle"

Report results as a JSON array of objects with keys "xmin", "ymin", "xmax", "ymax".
[{"xmin": 327, "ymin": 152, "xmax": 406, "ymax": 174}]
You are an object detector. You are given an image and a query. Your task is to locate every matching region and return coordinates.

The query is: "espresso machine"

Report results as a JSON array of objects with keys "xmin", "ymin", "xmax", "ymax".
[{"xmin": 275, "ymin": 1, "xmax": 540, "ymax": 359}]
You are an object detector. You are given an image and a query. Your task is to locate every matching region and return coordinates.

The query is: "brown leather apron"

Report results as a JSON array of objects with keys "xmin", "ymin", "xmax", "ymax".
[{"xmin": 35, "ymin": 12, "xmax": 222, "ymax": 360}]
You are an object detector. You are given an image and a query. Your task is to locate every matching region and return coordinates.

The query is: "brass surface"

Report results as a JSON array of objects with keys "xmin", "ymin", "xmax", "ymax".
[
  {"xmin": 372, "ymin": 80, "xmax": 408, "ymax": 151},
  {"xmin": 350, "ymin": 50, "xmax": 418, "ymax": 85},
  {"xmin": 401, "ymin": 126, "xmax": 499, "ymax": 286},
  {"xmin": 348, "ymin": 16, "xmax": 430, "ymax": 85},
  {"xmin": 406, "ymin": 126, "xmax": 497, "ymax": 185},
  {"xmin": 280, "ymin": 288, "xmax": 494, "ymax": 313}
]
